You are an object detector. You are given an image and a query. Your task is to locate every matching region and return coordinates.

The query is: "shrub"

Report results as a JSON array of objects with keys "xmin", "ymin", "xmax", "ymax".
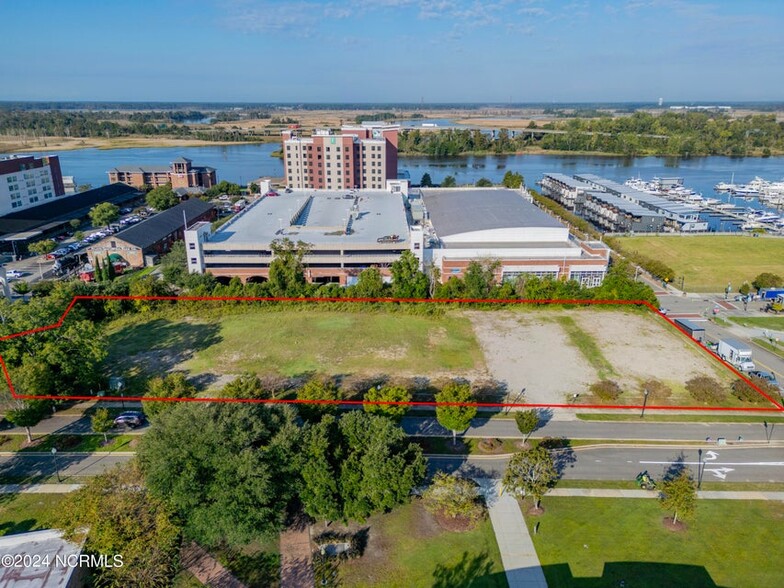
[
  {"xmin": 731, "ymin": 377, "xmax": 779, "ymax": 403},
  {"xmin": 589, "ymin": 379, "xmax": 623, "ymax": 402},
  {"xmin": 641, "ymin": 379, "xmax": 672, "ymax": 402},
  {"xmin": 685, "ymin": 376, "xmax": 726, "ymax": 403}
]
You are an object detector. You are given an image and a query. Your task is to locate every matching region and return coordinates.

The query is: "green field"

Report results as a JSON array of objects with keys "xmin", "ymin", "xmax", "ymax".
[
  {"xmin": 526, "ymin": 497, "xmax": 783, "ymax": 587},
  {"xmin": 615, "ymin": 235, "xmax": 784, "ymax": 292},
  {"xmin": 729, "ymin": 316, "xmax": 784, "ymax": 330},
  {"xmin": 338, "ymin": 501, "xmax": 507, "ymax": 587},
  {"xmin": 106, "ymin": 310, "xmax": 484, "ymax": 382},
  {"xmin": 0, "ymin": 493, "xmax": 65, "ymax": 537}
]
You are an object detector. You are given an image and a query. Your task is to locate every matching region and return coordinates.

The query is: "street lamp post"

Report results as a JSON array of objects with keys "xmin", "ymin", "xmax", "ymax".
[
  {"xmin": 640, "ymin": 388, "xmax": 649, "ymax": 418},
  {"xmin": 51, "ymin": 447, "xmax": 61, "ymax": 483},
  {"xmin": 697, "ymin": 448, "xmax": 704, "ymax": 490},
  {"xmin": 764, "ymin": 421, "xmax": 771, "ymax": 444}
]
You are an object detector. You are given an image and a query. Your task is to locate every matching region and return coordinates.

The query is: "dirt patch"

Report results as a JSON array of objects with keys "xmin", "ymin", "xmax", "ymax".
[
  {"xmin": 662, "ymin": 517, "xmax": 687, "ymax": 532},
  {"xmin": 432, "ymin": 510, "xmax": 480, "ymax": 532},
  {"xmin": 466, "ymin": 310, "xmax": 596, "ymax": 404}
]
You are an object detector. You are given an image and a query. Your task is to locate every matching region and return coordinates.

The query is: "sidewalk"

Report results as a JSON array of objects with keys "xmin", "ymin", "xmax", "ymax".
[
  {"xmin": 0, "ymin": 483, "xmax": 82, "ymax": 494},
  {"xmin": 476, "ymin": 478, "xmax": 547, "ymax": 588},
  {"xmin": 549, "ymin": 488, "xmax": 784, "ymax": 501}
]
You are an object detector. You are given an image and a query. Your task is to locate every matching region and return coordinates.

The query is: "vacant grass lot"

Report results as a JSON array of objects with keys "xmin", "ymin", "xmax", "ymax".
[
  {"xmin": 0, "ymin": 493, "xmax": 65, "ymax": 537},
  {"xmin": 526, "ymin": 497, "xmax": 783, "ymax": 588},
  {"xmin": 615, "ymin": 235, "xmax": 784, "ymax": 292},
  {"xmin": 338, "ymin": 501, "xmax": 507, "ymax": 587},
  {"xmin": 106, "ymin": 310, "xmax": 485, "ymax": 382}
]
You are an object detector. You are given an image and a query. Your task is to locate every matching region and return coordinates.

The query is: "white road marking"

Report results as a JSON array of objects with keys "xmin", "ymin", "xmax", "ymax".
[
  {"xmin": 639, "ymin": 461, "xmax": 784, "ymax": 466},
  {"xmin": 704, "ymin": 467, "xmax": 734, "ymax": 479},
  {"xmin": 704, "ymin": 451, "xmax": 719, "ymax": 461}
]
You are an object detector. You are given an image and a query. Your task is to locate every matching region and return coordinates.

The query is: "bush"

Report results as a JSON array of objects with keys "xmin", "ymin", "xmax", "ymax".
[
  {"xmin": 641, "ymin": 379, "xmax": 672, "ymax": 402},
  {"xmin": 589, "ymin": 380, "xmax": 623, "ymax": 402},
  {"xmin": 731, "ymin": 377, "xmax": 780, "ymax": 403},
  {"xmin": 685, "ymin": 376, "xmax": 726, "ymax": 403}
]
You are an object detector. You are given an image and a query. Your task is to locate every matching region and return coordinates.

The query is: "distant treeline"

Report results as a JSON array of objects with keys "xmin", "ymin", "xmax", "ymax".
[
  {"xmin": 399, "ymin": 112, "xmax": 784, "ymax": 157},
  {"xmin": 0, "ymin": 109, "xmax": 270, "ymax": 142}
]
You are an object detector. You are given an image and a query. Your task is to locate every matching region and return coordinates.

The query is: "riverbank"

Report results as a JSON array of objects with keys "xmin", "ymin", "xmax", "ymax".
[{"xmin": 0, "ymin": 135, "xmax": 278, "ymax": 153}]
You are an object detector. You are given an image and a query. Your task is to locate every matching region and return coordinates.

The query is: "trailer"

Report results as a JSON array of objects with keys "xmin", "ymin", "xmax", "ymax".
[
  {"xmin": 760, "ymin": 288, "xmax": 784, "ymax": 300},
  {"xmin": 673, "ymin": 318, "xmax": 706, "ymax": 342},
  {"xmin": 717, "ymin": 338, "xmax": 755, "ymax": 371}
]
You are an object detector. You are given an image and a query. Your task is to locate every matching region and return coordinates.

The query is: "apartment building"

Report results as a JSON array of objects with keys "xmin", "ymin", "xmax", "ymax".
[
  {"xmin": 0, "ymin": 155, "xmax": 65, "ymax": 216},
  {"xmin": 108, "ymin": 157, "xmax": 217, "ymax": 191},
  {"xmin": 281, "ymin": 123, "xmax": 398, "ymax": 190}
]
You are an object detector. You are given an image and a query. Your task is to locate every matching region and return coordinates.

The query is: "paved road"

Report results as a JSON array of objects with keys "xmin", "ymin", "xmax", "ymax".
[
  {"xmin": 659, "ymin": 290, "xmax": 784, "ymax": 381},
  {"xmin": 0, "ymin": 413, "xmax": 148, "ymax": 436},
  {"xmin": 0, "ymin": 453, "xmax": 132, "ymax": 481},
  {"xmin": 402, "ymin": 416, "xmax": 784, "ymax": 443},
  {"xmin": 428, "ymin": 446, "xmax": 784, "ymax": 483}
]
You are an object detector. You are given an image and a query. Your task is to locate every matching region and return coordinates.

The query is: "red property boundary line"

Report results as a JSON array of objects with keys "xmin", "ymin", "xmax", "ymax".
[{"xmin": 1, "ymin": 295, "xmax": 782, "ymax": 412}]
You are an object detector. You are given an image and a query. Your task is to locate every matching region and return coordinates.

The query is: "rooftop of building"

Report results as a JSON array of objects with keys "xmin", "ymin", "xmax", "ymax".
[
  {"xmin": 584, "ymin": 190, "xmax": 664, "ymax": 218},
  {"xmin": 574, "ymin": 174, "xmax": 701, "ymax": 217},
  {"xmin": 0, "ymin": 183, "xmax": 140, "ymax": 239},
  {"xmin": 208, "ymin": 189, "xmax": 409, "ymax": 247},
  {"xmin": 109, "ymin": 162, "xmax": 215, "ymax": 174},
  {"xmin": 421, "ymin": 188, "xmax": 565, "ymax": 237},
  {"xmin": 543, "ymin": 173, "xmax": 595, "ymax": 190},
  {"xmin": 104, "ymin": 198, "xmax": 214, "ymax": 250},
  {"xmin": 0, "ymin": 529, "xmax": 82, "ymax": 587}
]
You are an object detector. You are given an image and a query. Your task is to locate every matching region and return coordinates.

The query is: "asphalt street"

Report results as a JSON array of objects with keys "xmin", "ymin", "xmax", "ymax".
[
  {"xmin": 428, "ymin": 446, "xmax": 784, "ymax": 483},
  {"xmin": 0, "ymin": 452, "xmax": 132, "ymax": 481}
]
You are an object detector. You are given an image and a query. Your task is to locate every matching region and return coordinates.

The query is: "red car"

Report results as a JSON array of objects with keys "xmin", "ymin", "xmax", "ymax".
[{"xmin": 265, "ymin": 190, "xmax": 279, "ymax": 197}]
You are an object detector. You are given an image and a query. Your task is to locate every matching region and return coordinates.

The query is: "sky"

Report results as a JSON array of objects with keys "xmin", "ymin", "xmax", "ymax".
[{"xmin": 1, "ymin": 0, "xmax": 783, "ymax": 103}]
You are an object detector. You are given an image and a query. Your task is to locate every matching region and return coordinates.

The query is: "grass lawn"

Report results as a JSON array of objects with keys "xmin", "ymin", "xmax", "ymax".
[
  {"xmin": 0, "ymin": 493, "xmax": 66, "ymax": 537},
  {"xmin": 215, "ymin": 537, "xmax": 280, "ymax": 588},
  {"xmin": 614, "ymin": 235, "xmax": 784, "ymax": 292},
  {"xmin": 526, "ymin": 497, "xmax": 783, "ymax": 588},
  {"xmin": 18, "ymin": 434, "xmax": 135, "ymax": 453},
  {"xmin": 728, "ymin": 316, "xmax": 784, "ymax": 330},
  {"xmin": 106, "ymin": 309, "xmax": 484, "ymax": 381},
  {"xmin": 338, "ymin": 501, "xmax": 507, "ymax": 587}
]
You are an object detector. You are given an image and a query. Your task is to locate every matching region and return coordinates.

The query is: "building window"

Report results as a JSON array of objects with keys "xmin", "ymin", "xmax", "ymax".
[
  {"xmin": 189, "ymin": 243, "xmax": 196, "ymax": 250},
  {"xmin": 190, "ymin": 258, "xmax": 197, "ymax": 264}
]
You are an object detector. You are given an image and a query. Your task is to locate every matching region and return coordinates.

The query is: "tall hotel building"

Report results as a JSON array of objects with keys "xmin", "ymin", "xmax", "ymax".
[
  {"xmin": 282, "ymin": 123, "xmax": 399, "ymax": 190},
  {"xmin": 0, "ymin": 155, "xmax": 66, "ymax": 216}
]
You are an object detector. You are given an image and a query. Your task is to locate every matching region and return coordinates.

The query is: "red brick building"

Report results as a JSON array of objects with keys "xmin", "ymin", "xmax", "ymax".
[
  {"xmin": 107, "ymin": 157, "xmax": 216, "ymax": 191},
  {"xmin": 282, "ymin": 123, "xmax": 398, "ymax": 190}
]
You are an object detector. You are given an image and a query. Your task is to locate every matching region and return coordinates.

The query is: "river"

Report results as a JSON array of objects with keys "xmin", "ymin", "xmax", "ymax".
[{"xmin": 3, "ymin": 144, "xmax": 783, "ymax": 220}]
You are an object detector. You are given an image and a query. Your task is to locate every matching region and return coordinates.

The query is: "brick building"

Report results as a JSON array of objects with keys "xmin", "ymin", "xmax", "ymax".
[
  {"xmin": 282, "ymin": 123, "xmax": 398, "ymax": 190},
  {"xmin": 107, "ymin": 157, "xmax": 217, "ymax": 191},
  {"xmin": 88, "ymin": 199, "xmax": 215, "ymax": 268}
]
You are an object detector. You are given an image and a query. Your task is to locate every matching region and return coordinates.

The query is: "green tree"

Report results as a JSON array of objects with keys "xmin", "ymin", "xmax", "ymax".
[
  {"xmin": 420, "ymin": 172, "xmax": 433, "ymax": 187},
  {"xmin": 5, "ymin": 400, "xmax": 50, "ymax": 443},
  {"xmin": 160, "ymin": 241, "xmax": 188, "ymax": 287},
  {"xmin": 299, "ymin": 412, "xmax": 426, "ymax": 523},
  {"xmin": 221, "ymin": 372, "xmax": 267, "ymax": 399},
  {"xmin": 659, "ymin": 470, "xmax": 697, "ymax": 526},
  {"xmin": 353, "ymin": 267, "xmax": 385, "ymax": 298},
  {"xmin": 91, "ymin": 407, "xmax": 113, "ymax": 443},
  {"xmin": 28, "ymin": 239, "xmax": 56, "ymax": 257},
  {"xmin": 55, "ymin": 461, "xmax": 181, "ymax": 587},
  {"xmin": 462, "ymin": 259, "xmax": 499, "ymax": 299},
  {"xmin": 249, "ymin": 182, "xmax": 260, "ymax": 194},
  {"xmin": 73, "ymin": 230, "xmax": 85, "ymax": 242},
  {"xmin": 752, "ymin": 272, "xmax": 783, "ymax": 291},
  {"xmin": 269, "ymin": 238, "xmax": 310, "ymax": 297},
  {"xmin": 435, "ymin": 381, "xmax": 477, "ymax": 443},
  {"xmin": 142, "ymin": 373, "xmax": 197, "ymax": 419},
  {"xmin": 145, "ymin": 184, "xmax": 179, "ymax": 211},
  {"xmin": 514, "ymin": 410, "xmax": 540, "ymax": 442},
  {"xmin": 422, "ymin": 472, "xmax": 484, "ymax": 523},
  {"xmin": 502, "ymin": 446, "xmax": 558, "ymax": 510},
  {"xmin": 69, "ymin": 218, "xmax": 81, "ymax": 229},
  {"xmin": 390, "ymin": 250, "xmax": 428, "ymax": 299},
  {"xmin": 105, "ymin": 254, "xmax": 116, "ymax": 281},
  {"xmin": 11, "ymin": 281, "xmax": 30, "ymax": 296},
  {"xmin": 475, "ymin": 177, "xmax": 493, "ymax": 187},
  {"xmin": 363, "ymin": 385, "xmax": 412, "ymax": 421},
  {"xmin": 441, "ymin": 175, "xmax": 457, "ymax": 187},
  {"xmin": 89, "ymin": 202, "xmax": 120, "ymax": 228},
  {"xmin": 297, "ymin": 378, "xmax": 342, "ymax": 422},
  {"xmin": 501, "ymin": 171, "xmax": 524, "ymax": 188},
  {"xmin": 139, "ymin": 403, "xmax": 300, "ymax": 547}
]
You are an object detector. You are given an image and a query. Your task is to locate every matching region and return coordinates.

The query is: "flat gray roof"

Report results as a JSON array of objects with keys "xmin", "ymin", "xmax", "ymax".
[
  {"xmin": 0, "ymin": 529, "xmax": 82, "ymax": 587},
  {"xmin": 210, "ymin": 189, "xmax": 409, "ymax": 246},
  {"xmin": 421, "ymin": 188, "xmax": 565, "ymax": 237},
  {"xmin": 543, "ymin": 173, "xmax": 594, "ymax": 191},
  {"xmin": 574, "ymin": 174, "xmax": 701, "ymax": 217},
  {"xmin": 585, "ymin": 191, "xmax": 663, "ymax": 218}
]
